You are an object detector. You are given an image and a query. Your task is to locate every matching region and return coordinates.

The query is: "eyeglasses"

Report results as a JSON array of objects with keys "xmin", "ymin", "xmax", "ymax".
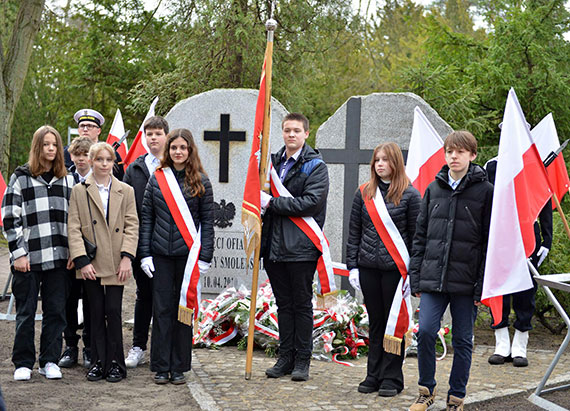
[{"xmin": 79, "ymin": 124, "xmax": 99, "ymax": 131}]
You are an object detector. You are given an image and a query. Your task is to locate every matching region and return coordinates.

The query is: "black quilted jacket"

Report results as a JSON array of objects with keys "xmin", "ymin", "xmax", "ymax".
[
  {"xmin": 260, "ymin": 144, "xmax": 329, "ymax": 262},
  {"xmin": 409, "ymin": 163, "xmax": 493, "ymax": 300},
  {"xmin": 346, "ymin": 181, "xmax": 421, "ymax": 271},
  {"xmin": 139, "ymin": 168, "xmax": 214, "ymax": 262}
]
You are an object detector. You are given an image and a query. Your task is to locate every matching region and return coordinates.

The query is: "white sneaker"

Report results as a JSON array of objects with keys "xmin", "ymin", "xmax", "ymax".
[
  {"xmin": 39, "ymin": 362, "xmax": 62, "ymax": 379},
  {"xmin": 14, "ymin": 367, "xmax": 32, "ymax": 381},
  {"xmin": 125, "ymin": 346, "xmax": 145, "ymax": 368}
]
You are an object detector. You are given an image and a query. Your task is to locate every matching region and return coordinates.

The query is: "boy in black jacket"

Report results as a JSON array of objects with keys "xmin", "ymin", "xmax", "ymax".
[
  {"xmin": 123, "ymin": 116, "xmax": 169, "ymax": 368},
  {"xmin": 408, "ymin": 131, "xmax": 493, "ymax": 411}
]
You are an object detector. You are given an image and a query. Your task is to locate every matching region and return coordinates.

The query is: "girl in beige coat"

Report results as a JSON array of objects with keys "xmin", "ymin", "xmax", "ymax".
[{"xmin": 68, "ymin": 142, "xmax": 138, "ymax": 383}]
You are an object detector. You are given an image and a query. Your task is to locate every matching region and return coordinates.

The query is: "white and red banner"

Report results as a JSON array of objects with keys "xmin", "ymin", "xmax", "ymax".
[
  {"xmin": 531, "ymin": 113, "xmax": 570, "ymax": 206},
  {"xmin": 123, "ymin": 96, "xmax": 159, "ymax": 168},
  {"xmin": 0, "ymin": 172, "xmax": 6, "ymax": 227},
  {"xmin": 269, "ymin": 166, "xmax": 337, "ymax": 297},
  {"xmin": 155, "ymin": 167, "xmax": 202, "ymax": 325},
  {"xmin": 242, "ymin": 56, "xmax": 267, "ymax": 260},
  {"xmin": 406, "ymin": 106, "xmax": 445, "ymax": 197},
  {"xmin": 360, "ymin": 184, "xmax": 412, "ymax": 354},
  {"xmin": 482, "ymin": 89, "xmax": 552, "ymax": 325},
  {"xmin": 105, "ymin": 109, "xmax": 128, "ymax": 160}
]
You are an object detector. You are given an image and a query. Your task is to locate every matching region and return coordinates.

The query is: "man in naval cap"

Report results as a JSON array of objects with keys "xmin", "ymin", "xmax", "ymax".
[{"xmin": 64, "ymin": 108, "xmax": 125, "ymax": 180}]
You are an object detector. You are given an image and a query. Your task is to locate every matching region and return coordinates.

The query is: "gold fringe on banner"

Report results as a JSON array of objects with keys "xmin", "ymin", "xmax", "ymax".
[
  {"xmin": 316, "ymin": 290, "xmax": 340, "ymax": 310},
  {"xmin": 178, "ymin": 305, "xmax": 194, "ymax": 326},
  {"xmin": 383, "ymin": 334, "xmax": 404, "ymax": 355}
]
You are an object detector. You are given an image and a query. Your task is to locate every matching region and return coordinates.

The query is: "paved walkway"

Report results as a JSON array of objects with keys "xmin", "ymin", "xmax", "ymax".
[
  {"xmin": 188, "ymin": 343, "xmax": 570, "ymax": 410},
  {"xmin": 1, "ymin": 247, "xmax": 569, "ymax": 410}
]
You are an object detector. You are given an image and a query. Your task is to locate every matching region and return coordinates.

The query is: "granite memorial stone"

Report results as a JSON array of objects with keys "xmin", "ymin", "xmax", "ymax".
[{"xmin": 315, "ymin": 92, "xmax": 453, "ymax": 291}]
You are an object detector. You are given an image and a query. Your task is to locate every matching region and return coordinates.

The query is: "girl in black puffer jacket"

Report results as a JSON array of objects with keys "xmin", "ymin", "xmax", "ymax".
[
  {"xmin": 139, "ymin": 129, "xmax": 214, "ymax": 385},
  {"xmin": 346, "ymin": 142, "xmax": 421, "ymax": 397}
]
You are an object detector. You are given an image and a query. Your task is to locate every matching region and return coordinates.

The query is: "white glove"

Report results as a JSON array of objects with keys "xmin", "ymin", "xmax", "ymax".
[
  {"xmin": 141, "ymin": 256, "xmax": 155, "ymax": 278},
  {"xmin": 536, "ymin": 246, "xmax": 549, "ymax": 267},
  {"xmin": 348, "ymin": 268, "xmax": 360, "ymax": 291},
  {"xmin": 198, "ymin": 260, "xmax": 211, "ymax": 275},
  {"xmin": 260, "ymin": 190, "xmax": 272, "ymax": 209}
]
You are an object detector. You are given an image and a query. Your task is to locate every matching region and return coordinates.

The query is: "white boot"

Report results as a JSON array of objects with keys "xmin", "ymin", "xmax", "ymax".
[
  {"xmin": 488, "ymin": 327, "xmax": 511, "ymax": 365},
  {"xmin": 511, "ymin": 329, "xmax": 529, "ymax": 367},
  {"xmin": 494, "ymin": 327, "xmax": 511, "ymax": 357}
]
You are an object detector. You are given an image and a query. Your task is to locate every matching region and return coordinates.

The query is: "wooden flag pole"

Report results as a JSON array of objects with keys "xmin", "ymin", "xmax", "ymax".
[
  {"xmin": 552, "ymin": 192, "xmax": 570, "ymax": 241},
  {"xmin": 245, "ymin": 18, "xmax": 276, "ymax": 381}
]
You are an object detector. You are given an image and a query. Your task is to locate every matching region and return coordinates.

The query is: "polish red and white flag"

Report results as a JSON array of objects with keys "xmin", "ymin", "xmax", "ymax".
[
  {"xmin": 0, "ymin": 172, "xmax": 6, "ymax": 226},
  {"xmin": 405, "ymin": 106, "xmax": 445, "ymax": 197},
  {"xmin": 482, "ymin": 89, "xmax": 552, "ymax": 325},
  {"xmin": 123, "ymin": 96, "xmax": 159, "ymax": 168},
  {"xmin": 531, "ymin": 113, "xmax": 569, "ymax": 207},
  {"xmin": 105, "ymin": 109, "xmax": 128, "ymax": 160}
]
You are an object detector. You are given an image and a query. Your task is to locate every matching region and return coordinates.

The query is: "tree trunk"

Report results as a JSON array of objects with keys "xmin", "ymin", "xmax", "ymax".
[{"xmin": 0, "ymin": 0, "xmax": 45, "ymax": 175}]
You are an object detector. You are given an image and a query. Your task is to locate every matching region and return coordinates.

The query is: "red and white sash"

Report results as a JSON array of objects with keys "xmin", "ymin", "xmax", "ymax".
[
  {"xmin": 155, "ymin": 167, "xmax": 201, "ymax": 326},
  {"xmin": 360, "ymin": 184, "xmax": 413, "ymax": 355},
  {"xmin": 269, "ymin": 166, "xmax": 337, "ymax": 296}
]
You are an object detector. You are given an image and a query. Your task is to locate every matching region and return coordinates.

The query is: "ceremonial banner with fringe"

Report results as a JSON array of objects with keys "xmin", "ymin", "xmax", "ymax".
[
  {"xmin": 241, "ymin": 57, "xmax": 267, "ymax": 260},
  {"xmin": 155, "ymin": 167, "xmax": 201, "ymax": 326},
  {"xmin": 360, "ymin": 184, "xmax": 413, "ymax": 355},
  {"xmin": 269, "ymin": 165, "xmax": 337, "ymax": 302}
]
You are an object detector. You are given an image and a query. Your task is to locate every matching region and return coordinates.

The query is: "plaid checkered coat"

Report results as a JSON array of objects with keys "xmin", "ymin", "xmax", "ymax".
[{"xmin": 2, "ymin": 164, "xmax": 74, "ymax": 272}]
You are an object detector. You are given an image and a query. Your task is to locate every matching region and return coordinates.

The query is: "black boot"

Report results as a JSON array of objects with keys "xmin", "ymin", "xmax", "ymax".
[
  {"xmin": 58, "ymin": 346, "xmax": 78, "ymax": 368},
  {"xmin": 265, "ymin": 352, "xmax": 294, "ymax": 378},
  {"xmin": 291, "ymin": 357, "xmax": 310, "ymax": 381}
]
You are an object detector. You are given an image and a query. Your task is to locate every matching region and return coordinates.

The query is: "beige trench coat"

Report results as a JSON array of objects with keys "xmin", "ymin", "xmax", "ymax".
[{"xmin": 68, "ymin": 174, "xmax": 139, "ymax": 285}]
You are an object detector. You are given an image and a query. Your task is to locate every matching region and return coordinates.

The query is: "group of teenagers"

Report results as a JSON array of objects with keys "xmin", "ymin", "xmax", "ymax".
[
  {"xmin": 3, "ymin": 109, "xmax": 550, "ymax": 410},
  {"xmin": 2, "ymin": 109, "xmax": 214, "ymax": 385},
  {"xmin": 256, "ymin": 113, "xmax": 550, "ymax": 411}
]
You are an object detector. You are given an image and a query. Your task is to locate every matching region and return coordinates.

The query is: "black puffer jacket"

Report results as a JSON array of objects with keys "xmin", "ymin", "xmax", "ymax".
[
  {"xmin": 409, "ymin": 163, "xmax": 493, "ymax": 300},
  {"xmin": 346, "ymin": 182, "xmax": 421, "ymax": 271},
  {"xmin": 261, "ymin": 144, "xmax": 329, "ymax": 262},
  {"xmin": 139, "ymin": 168, "xmax": 214, "ymax": 262}
]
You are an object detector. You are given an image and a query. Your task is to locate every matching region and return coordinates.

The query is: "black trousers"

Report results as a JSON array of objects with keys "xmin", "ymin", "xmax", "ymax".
[
  {"xmin": 490, "ymin": 253, "xmax": 539, "ymax": 331},
  {"xmin": 12, "ymin": 267, "xmax": 69, "ymax": 369},
  {"xmin": 359, "ymin": 267, "xmax": 405, "ymax": 391},
  {"xmin": 151, "ymin": 255, "xmax": 193, "ymax": 373},
  {"xmin": 83, "ymin": 279, "xmax": 126, "ymax": 376},
  {"xmin": 132, "ymin": 259, "xmax": 153, "ymax": 351},
  {"xmin": 63, "ymin": 274, "xmax": 91, "ymax": 351},
  {"xmin": 264, "ymin": 260, "xmax": 316, "ymax": 359}
]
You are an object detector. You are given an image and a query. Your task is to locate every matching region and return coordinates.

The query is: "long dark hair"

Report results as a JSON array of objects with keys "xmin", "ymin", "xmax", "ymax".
[
  {"xmin": 363, "ymin": 142, "xmax": 409, "ymax": 205},
  {"xmin": 28, "ymin": 125, "xmax": 67, "ymax": 178},
  {"xmin": 160, "ymin": 128, "xmax": 206, "ymax": 197}
]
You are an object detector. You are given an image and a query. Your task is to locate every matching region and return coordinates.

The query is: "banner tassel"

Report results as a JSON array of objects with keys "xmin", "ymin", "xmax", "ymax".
[{"xmin": 178, "ymin": 305, "xmax": 194, "ymax": 326}]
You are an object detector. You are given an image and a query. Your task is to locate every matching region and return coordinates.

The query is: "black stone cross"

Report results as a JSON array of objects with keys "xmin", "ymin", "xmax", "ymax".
[
  {"xmin": 204, "ymin": 114, "xmax": 246, "ymax": 183},
  {"xmin": 319, "ymin": 97, "xmax": 407, "ymax": 292}
]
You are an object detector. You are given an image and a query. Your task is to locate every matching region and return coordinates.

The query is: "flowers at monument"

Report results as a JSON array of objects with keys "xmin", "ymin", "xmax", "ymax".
[{"xmin": 193, "ymin": 280, "xmax": 370, "ymax": 365}]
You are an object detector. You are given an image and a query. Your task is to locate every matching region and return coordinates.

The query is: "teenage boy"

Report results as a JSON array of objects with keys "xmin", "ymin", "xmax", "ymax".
[
  {"xmin": 259, "ymin": 113, "xmax": 329, "ymax": 381},
  {"xmin": 408, "ymin": 131, "xmax": 493, "ymax": 411},
  {"xmin": 123, "ymin": 116, "xmax": 169, "ymax": 368},
  {"xmin": 59, "ymin": 137, "xmax": 95, "ymax": 369}
]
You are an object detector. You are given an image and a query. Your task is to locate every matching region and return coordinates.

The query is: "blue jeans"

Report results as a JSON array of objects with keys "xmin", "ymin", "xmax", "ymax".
[{"xmin": 417, "ymin": 293, "xmax": 477, "ymax": 399}]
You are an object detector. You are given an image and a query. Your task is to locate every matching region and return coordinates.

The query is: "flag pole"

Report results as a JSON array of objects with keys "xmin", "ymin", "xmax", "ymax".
[
  {"xmin": 552, "ymin": 192, "xmax": 570, "ymax": 240},
  {"xmin": 245, "ymin": 17, "xmax": 276, "ymax": 381}
]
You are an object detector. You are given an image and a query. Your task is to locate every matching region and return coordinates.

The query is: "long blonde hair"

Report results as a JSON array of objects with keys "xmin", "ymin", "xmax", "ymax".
[{"xmin": 363, "ymin": 142, "xmax": 409, "ymax": 206}]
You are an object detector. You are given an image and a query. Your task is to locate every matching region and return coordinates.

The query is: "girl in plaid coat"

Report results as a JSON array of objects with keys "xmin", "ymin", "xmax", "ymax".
[{"xmin": 2, "ymin": 125, "xmax": 74, "ymax": 381}]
